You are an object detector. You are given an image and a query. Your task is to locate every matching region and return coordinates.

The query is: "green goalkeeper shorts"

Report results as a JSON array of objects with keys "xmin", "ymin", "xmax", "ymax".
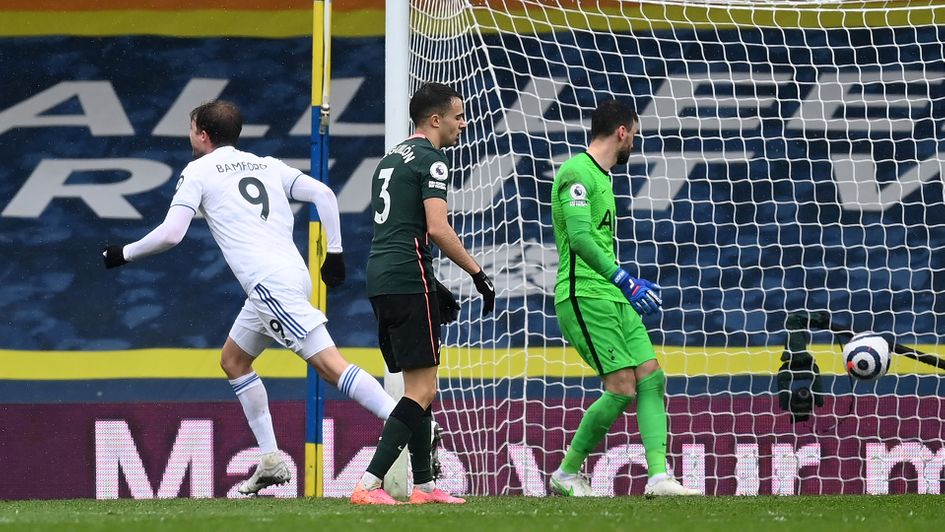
[{"xmin": 555, "ymin": 296, "xmax": 657, "ymax": 376}]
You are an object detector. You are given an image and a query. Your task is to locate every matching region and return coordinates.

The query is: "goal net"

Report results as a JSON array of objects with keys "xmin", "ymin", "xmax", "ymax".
[{"xmin": 409, "ymin": 0, "xmax": 945, "ymax": 495}]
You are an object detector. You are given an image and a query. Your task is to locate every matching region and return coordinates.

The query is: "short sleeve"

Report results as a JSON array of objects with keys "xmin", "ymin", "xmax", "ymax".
[
  {"xmin": 170, "ymin": 169, "xmax": 203, "ymax": 214},
  {"xmin": 419, "ymin": 152, "xmax": 449, "ymax": 201}
]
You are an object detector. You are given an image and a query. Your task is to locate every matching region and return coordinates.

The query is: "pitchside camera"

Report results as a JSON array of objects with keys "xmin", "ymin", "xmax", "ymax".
[
  {"xmin": 777, "ymin": 313, "xmax": 827, "ymax": 423},
  {"xmin": 777, "ymin": 356, "xmax": 824, "ymax": 423},
  {"xmin": 776, "ymin": 312, "xmax": 944, "ymax": 423}
]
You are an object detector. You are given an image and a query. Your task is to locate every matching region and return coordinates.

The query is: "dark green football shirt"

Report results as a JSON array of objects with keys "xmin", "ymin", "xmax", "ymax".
[{"xmin": 366, "ymin": 136, "xmax": 449, "ymax": 297}]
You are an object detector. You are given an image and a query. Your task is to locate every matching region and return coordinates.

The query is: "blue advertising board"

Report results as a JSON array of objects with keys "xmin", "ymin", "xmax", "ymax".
[{"xmin": 2, "ymin": 27, "xmax": 944, "ymax": 353}]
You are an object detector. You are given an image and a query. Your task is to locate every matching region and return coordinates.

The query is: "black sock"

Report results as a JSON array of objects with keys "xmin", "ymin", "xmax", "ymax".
[
  {"xmin": 408, "ymin": 405, "xmax": 434, "ymax": 485},
  {"xmin": 366, "ymin": 397, "xmax": 424, "ymax": 480}
]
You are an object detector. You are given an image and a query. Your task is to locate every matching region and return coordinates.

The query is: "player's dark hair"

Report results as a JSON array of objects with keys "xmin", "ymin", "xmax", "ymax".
[
  {"xmin": 190, "ymin": 100, "xmax": 243, "ymax": 147},
  {"xmin": 409, "ymin": 83, "xmax": 463, "ymax": 125},
  {"xmin": 590, "ymin": 99, "xmax": 638, "ymax": 140}
]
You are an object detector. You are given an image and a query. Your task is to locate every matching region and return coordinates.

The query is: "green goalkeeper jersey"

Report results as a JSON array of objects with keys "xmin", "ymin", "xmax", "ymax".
[{"xmin": 551, "ymin": 152, "xmax": 624, "ymax": 304}]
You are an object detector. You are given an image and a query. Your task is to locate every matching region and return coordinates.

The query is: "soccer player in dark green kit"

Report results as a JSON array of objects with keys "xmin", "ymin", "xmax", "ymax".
[
  {"xmin": 549, "ymin": 99, "xmax": 699, "ymax": 497},
  {"xmin": 351, "ymin": 82, "xmax": 496, "ymax": 505}
]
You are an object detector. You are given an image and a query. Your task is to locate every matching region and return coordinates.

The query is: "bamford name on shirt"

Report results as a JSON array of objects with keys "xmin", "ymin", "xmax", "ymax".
[{"xmin": 216, "ymin": 162, "xmax": 269, "ymax": 173}]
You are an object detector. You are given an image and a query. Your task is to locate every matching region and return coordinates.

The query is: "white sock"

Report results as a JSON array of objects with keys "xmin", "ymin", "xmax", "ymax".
[
  {"xmin": 230, "ymin": 372, "xmax": 278, "ymax": 454},
  {"xmin": 338, "ymin": 364, "xmax": 396, "ymax": 420},
  {"xmin": 415, "ymin": 480, "xmax": 435, "ymax": 493},
  {"xmin": 647, "ymin": 472, "xmax": 670, "ymax": 485},
  {"xmin": 360, "ymin": 472, "xmax": 383, "ymax": 490}
]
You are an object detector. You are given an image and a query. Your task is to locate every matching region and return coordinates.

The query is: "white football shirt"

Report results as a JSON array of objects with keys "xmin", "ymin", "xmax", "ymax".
[{"xmin": 171, "ymin": 146, "xmax": 308, "ymax": 293}]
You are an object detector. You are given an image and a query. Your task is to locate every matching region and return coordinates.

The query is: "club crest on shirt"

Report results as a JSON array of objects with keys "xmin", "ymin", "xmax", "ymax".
[{"xmin": 430, "ymin": 161, "xmax": 449, "ymax": 181}]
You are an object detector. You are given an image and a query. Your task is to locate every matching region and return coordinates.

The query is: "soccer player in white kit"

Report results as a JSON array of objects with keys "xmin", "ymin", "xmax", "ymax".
[{"xmin": 102, "ymin": 100, "xmax": 399, "ymax": 495}]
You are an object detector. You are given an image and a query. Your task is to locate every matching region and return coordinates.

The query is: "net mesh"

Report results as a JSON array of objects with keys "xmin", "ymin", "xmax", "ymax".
[{"xmin": 409, "ymin": 0, "xmax": 945, "ymax": 495}]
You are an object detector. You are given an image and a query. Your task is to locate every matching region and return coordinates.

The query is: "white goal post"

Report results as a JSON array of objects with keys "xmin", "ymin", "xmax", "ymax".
[
  {"xmin": 389, "ymin": 0, "xmax": 945, "ymax": 496},
  {"xmin": 382, "ymin": 0, "xmax": 412, "ymax": 499}
]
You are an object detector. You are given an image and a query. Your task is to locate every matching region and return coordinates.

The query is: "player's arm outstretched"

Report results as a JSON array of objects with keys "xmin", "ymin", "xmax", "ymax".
[
  {"xmin": 424, "ymin": 197, "xmax": 495, "ymax": 316},
  {"xmin": 285, "ymin": 173, "xmax": 345, "ymax": 287},
  {"xmin": 102, "ymin": 205, "xmax": 195, "ymax": 269},
  {"xmin": 557, "ymin": 176, "xmax": 661, "ymax": 315}
]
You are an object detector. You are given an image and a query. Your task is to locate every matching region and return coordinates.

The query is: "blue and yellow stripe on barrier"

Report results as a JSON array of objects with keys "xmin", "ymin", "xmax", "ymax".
[
  {"xmin": 0, "ymin": 0, "xmax": 312, "ymax": 37},
  {"xmin": 467, "ymin": 1, "xmax": 945, "ymax": 33},
  {"xmin": 4, "ymin": 1, "xmax": 945, "ymax": 38}
]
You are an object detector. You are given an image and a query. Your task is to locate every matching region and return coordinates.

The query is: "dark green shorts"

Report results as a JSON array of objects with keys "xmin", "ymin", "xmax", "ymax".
[{"xmin": 555, "ymin": 297, "xmax": 657, "ymax": 376}]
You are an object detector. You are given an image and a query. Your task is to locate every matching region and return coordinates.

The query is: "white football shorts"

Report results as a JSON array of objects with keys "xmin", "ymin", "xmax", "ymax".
[{"xmin": 228, "ymin": 268, "xmax": 334, "ymax": 360}]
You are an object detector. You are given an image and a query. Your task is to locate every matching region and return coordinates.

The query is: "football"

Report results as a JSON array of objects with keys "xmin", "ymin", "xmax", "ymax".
[{"xmin": 842, "ymin": 332, "xmax": 892, "ymax": 381}]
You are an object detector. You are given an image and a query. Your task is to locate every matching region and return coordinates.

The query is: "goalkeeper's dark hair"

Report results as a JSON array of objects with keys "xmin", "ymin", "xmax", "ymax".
[
  {"xmin": 590, "ymin": 99, "xmax": 638, "ymax": 140},
  {"xmin": 190, "ymin": 100, "xmax": 243, "ymax": 147},
  {"xmin": 409, "ymin": 83, "xmax": 463, "ymax": 125}
]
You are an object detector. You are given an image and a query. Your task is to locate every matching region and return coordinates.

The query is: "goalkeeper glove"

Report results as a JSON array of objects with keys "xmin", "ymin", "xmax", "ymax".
[
  {"xmin": 610, "ymin": 268, "xmax": 662, "ymax": 315},
  {"xmin": 434, "ymin": 279, "xmax": 460, "ymax": 324},
  {"xmin": 321, "ymin": 252, "xmax": 345, "ymax": 287},
  {"xmin": 471, "ymin": 270, "xmax": 495, "ymax": 316},
  {"xmin": 102, "ymin": 245, "xmax": 129, "ymax": 269}
]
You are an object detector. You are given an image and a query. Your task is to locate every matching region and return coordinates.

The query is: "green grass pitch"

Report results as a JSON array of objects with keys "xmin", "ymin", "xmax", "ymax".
[{"xmin": 1, "ymin": 496, "xmax": 941, "ymax": 532}]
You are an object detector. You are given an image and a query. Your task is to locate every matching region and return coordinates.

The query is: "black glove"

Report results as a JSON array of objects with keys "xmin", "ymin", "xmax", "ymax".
[
  {"xmin": 102, "ymin": 245, "xmax": 129, "ymax": 269},
  {"xmin": 321, "ymin": 252, "xmax": 346, "ymax": 287},
  {"xmin": 434, "ymin": 279, "xmax": 460, "ymax": 325},
  {"xmin": 471, "ymin": 270, "xmax": 495, "ymax": 316}
]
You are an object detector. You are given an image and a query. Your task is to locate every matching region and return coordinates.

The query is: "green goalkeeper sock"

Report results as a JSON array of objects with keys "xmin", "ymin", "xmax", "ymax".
[
  {"xmin": 560, "ymin": 391, "xmax": 633, "ymax": 474},
  {"xmin": 636, "ymin": 368, "xmax": 668, "ymax": 477}
]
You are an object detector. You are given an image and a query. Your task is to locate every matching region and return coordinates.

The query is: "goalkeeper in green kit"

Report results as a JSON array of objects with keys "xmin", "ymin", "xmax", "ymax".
[{"xmin": 549, "ymin": 99, "xmax": 699, "ymax": 497}]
